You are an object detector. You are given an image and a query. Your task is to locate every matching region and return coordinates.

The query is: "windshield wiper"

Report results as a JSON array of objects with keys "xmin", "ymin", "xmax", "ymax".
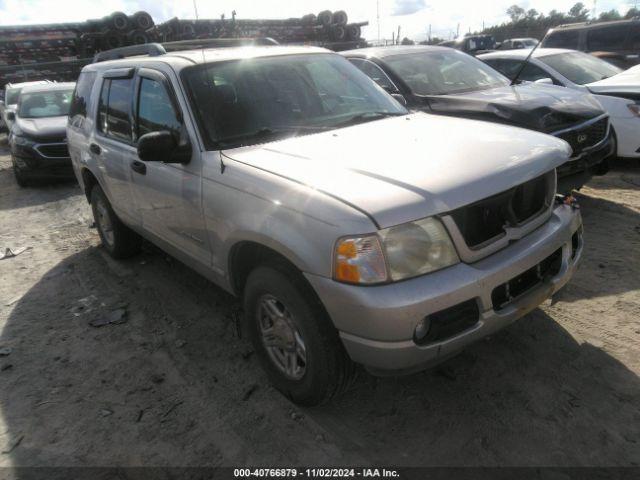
[
  {"xmin": 216, "ymin": 125, "xmax": 329, "ymax": 148},
  {"xmin": 333, "ymin": 111, "xmax": 404, "ymax": 128}
]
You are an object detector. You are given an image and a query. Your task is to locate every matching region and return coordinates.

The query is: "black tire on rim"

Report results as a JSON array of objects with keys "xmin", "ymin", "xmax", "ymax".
[
  {"xmin": 90, "ymin": 185, "xmax": 142, "ymax": 259},
  {"xmin": 11, "ymin": 156, "xmax": 28, "ymax": 187},
  {"xmin": 244, "ymin": 262, "xmax": 355, "ymax": 406}
]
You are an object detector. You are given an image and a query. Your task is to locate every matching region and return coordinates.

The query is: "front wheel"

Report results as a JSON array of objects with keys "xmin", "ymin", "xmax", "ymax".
[
  {"xmin": 244, "ymin": 263, "xmax": 355, "ymax": 405},
  {"xmin": 11, "ymin": 156, "xmax": 28, "ymax": 187},
  {"xmin": 90, "ymin": 185, "xmax": 141, "ymax": 259}
]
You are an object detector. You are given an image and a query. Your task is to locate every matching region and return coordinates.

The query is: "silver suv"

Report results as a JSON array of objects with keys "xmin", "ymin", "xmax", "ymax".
[{"xmin": 67, "ymin": 43, "xmax": 583, "ymax": 405}]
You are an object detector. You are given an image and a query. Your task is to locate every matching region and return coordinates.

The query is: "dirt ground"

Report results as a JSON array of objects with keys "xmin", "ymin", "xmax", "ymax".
[{"xmin": 0, "ymin": 137, "xmax": 638, "ymax": 468}]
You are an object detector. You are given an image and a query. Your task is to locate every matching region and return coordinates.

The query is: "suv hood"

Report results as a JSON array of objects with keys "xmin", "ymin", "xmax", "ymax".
[
  {"xmin": 16, "ymin": 115, "xmax": 67, "ymax": 141},
  {"xmin": 421, "ymin": 83, "xmax": 604, "ymax": 133},
  {"xmin": 586, "ymin": 65, "xmax": 640, "ymax": 97},
  {"xmin": 223, "ymin": 113, "xmax": 570, "ymax": 228}
]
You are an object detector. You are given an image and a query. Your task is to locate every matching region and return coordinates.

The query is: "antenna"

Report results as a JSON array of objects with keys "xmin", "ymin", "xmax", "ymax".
[
  {"xmin": 193, "ymin": 0, "xmax": 199, "ymax": 20},
  {"xmin": 510, "ymin": 29, "xmax": 548, "ymax": 86}
]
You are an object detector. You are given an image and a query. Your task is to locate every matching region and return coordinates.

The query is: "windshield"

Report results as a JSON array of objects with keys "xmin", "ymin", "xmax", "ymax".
[
  {"xmin": 540, "ymin": 52, "xmax": 622, "ymax": 85},
  {"xmin": 384, "ymin": 50, "xmax": 509, "ymax": 96},
  {"xmin": 17, "ymin": 90, "xmax": 74, "ymax": 118},
  {"xmin": 6, "ymin": 88, "xmax": 21, "ymax": 105},
  {"xmin": 183, "ymin": 53, "xmax": 407, "ymax": 149}
]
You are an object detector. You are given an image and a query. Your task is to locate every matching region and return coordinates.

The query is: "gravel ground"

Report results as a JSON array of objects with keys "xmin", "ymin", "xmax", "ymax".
[{"xmin": 0, "ymin": 139, "xmax": 638, "ymax": 468}]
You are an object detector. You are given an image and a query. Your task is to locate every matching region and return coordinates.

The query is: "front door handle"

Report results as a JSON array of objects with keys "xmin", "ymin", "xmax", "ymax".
[
  {"xmin": 89, "ymin": 143, "xmax": 101, "ymax": 155},
  {"xmin": 130, "ymin": 160, "xmax": 147, "ymax": 175}
]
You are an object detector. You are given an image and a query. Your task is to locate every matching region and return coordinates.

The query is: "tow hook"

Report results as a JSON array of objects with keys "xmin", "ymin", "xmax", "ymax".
[{"xmin": 556, "ymin": 193, "xmax": 579, "ymax": 210}]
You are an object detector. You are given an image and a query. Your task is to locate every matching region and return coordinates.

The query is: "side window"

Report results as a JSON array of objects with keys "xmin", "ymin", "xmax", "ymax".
[
  {"xmin": 98, "ymin": 79, "xmax": 110, "ymax": 134},
  {"xmin": 520, "ymin": 63, "xmax": 553, "ymax": 82},
  {"xmin": 587, "ymin": 26, "xmax": 630, "ymax": 51},
  {"xmin": 137, "ymin": 77, "xmax": 181, "ymax": 138},
  {"xmin": 544, "ymin": 30, "xmax": 579, "ymax": 49},
  {"xmin": 349, "ymin": 59, "xmax": 397, "ymax": 92},
  {"xmin": 631, "ymin": 25, "xmax": 640, "ymax": 50},
  {"xmin": 97, "ymin": 77, "xmax": 133, "ymax": 142},
  {"xmin": 69, "ymin": 71, "xmax": 96, "ymax": 124}
]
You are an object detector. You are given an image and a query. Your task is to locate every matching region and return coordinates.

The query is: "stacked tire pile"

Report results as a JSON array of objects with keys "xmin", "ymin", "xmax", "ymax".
[
  {"xmin": 150, "ymin": 10, "xmax": 366, "ymax": 47},
  {"xmin": 0, "ymin": 9, "xmax": 367, "ymax": 87}
]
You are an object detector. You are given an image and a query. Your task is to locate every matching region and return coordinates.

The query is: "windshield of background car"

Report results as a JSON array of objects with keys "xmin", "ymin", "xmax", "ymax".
[
  {"xmin": 18, "ymin": 89, "xmax": 74, "ymax": 118},
  {"xmin": 6, "ymin": 88, "xmax": 21, "ymax": 105},
  {"xmin": 183, "ymin": 53, "xmax": 407, "ymax": 149},
  {"xmin": 540, "ymin": 52, "xmax": 622, "ymax": 85},
  {"xmin": 384, "ymin": 50, "xmax": 509, "ymax": 95}
]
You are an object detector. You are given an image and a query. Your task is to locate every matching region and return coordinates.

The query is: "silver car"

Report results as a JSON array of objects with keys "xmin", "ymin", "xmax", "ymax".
[{"xmin": 67, "ymin": 44, "xmax": 583, "ymax": 405}]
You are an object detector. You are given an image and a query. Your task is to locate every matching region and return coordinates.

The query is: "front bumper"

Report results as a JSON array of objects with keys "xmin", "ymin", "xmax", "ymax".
[
  {"xmin": 556, "ymin": 131, "xmax": 614, "ymax": 192},
  {"xmin": 11, "ymin": 140, "xmax": 74, "ymax": 180},
  {"xmin": 306, "ymin": 203, "xmax": 583, "ymax": 374}
]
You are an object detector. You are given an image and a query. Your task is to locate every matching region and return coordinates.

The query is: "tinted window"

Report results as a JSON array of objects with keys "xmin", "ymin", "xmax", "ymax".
[
  {"xmin": 632, "ymin": 25, "xmax": 640, "ymax": 50},
  {"xmin": 98, "ymin": 78, "xmax": 133, "ymax": 142},
  {"xmin": 384, "ymin": 50, "xmax": 509, "ymax": 95},
  {"xmin": 183, "ymin": 53, "xmax": 406, "ymax": 149},
  {"xmin": 485, "ymin": 59, "xmax": 551, "ymax": 83},
  {"xmin": 349, "ymin": 58, "xmax": 397, "ymax": 91},
  {"xmin": 544, "ymin": 30, "xmax": 579, "ymax": 49},
  {"xmin": 18, "ymin": 89, "xmax": 74, "ymax": 118},
  {"xmin": 540, "ymin": 52, "xmax": 622, "ymax": 85},
  {"xmin": 69, "ymin": 72, "xmax": 96, "ymax": 121},
  {"xmin": 137, "ymin": 78, "xmax": 181, "ymax": 137},
  {"xmin": 6, "ymin": 88, "xmax": 21, "ymax": 105},
  {"xmin": 588, "ymin": 25, "xmax": 630, "ymax": 51}
]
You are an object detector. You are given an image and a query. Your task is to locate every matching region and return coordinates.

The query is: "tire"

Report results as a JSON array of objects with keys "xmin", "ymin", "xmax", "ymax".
[
  {"xmin": 132, "ymin": 11, "xmax": 154, "ymax": 30},
  {"xmin": 331, "ymin": 10, "xmax": 348, "ymax": 26},
  {"xmin": 317, "ymin": 10, "xmax": 333, "ymax": 27},
  {"xmin": 11, "ymin": 156, "xmax": 28, "ymax": 187},
  {"xmin": 90, "ymin": 185, "xmax": 141, "ymax": 259},
  {"xmin": 244, "ymin": 262, "xmax": 355, "ymax": 406}
]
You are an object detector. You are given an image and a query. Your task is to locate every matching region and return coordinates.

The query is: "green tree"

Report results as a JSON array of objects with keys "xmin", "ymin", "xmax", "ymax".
[
  {"xmin": 568, "ymin": 2, "xmax": 590, "ymax": 21},
  {"xmin": 625, "ymin": 7, "xmax": 640, "ymax": 19},
  {"xmin": 599, "ymin": 9, "xmax": 622, "ymax": 21},
  {"xmin": 507, "ymin": 5, "xmax": 526, "ymax": 22}
]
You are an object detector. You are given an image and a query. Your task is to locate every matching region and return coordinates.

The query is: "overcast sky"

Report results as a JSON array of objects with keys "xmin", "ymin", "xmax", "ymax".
[{"xmin": 0, "ymin": 0, "xmax": 635, "ymax": 41}]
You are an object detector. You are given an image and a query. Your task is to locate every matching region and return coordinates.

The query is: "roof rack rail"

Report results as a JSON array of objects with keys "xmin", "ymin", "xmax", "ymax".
[
  {"xmin": 161, "ymin": 37, "xmax": 279, "ymax": 52},
  {"xmin": 93, "ymin": 43, "xmax": 167, "ymax": 63},
  {"xmin": 92, "ymin": 37, "xmax": 279, "ymax": 63}
]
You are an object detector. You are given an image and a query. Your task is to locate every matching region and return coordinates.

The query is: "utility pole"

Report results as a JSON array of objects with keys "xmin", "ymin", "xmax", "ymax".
[
  {"xmin": 456, "ymin": 23, "xmax": 460, "ymax": 38},
  {"xmin": 592, "ymin": 0, "xmax": 597, "ymax": 20},
  {"xmin": 377, "ymin": 0, "xmax": 381, "ymax": 45},
  {"xmin": 428, "ymin": 24, "xmax": 431, "ymax": 42},
  {"xmin": 397, "ymin": 25, "xmax": 401, "ymax": 44}
]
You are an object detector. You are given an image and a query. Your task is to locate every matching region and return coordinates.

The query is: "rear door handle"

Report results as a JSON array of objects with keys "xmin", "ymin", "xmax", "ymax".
[
  {"xmin": 130, "ymin": 160, "xmax": 147, "ymax": 175},
  {"xmin": 89, "ymin": 143, "xmax": 101, "ymax": 155}
]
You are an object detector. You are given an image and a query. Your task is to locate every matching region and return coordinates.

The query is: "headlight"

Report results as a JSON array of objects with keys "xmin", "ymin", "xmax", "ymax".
[
  {"xmin": 334, "ymin": 217, "xmax": 459, "ymax": 284},
  {"xmin": 627, "ymin": 103, "xmax": 640, "ymax": 117}
]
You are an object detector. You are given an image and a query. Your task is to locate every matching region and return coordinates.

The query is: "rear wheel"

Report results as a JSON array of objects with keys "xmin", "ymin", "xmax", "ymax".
[
  {"xmin": 243, "ymin": 263, "xmax": 355, "ymax": 405},
  {"xmin": 90, "ymin": 185, "xmax": 141, "ymax": 259}
]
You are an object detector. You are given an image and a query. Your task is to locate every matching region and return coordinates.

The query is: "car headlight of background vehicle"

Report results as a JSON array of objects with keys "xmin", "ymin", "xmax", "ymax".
[{"xmin": 334, "ymin": 217, "xmax": 459, "ymax": 284}]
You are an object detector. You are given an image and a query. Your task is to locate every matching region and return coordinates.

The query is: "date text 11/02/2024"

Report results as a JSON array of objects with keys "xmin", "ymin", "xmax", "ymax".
[{"xmin": 233, "ymin": 468, "xmax": 400, "ymax": 478}]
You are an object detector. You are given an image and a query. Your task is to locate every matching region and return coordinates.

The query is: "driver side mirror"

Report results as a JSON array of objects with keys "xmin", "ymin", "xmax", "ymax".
[
  {"xmin": 391, "ymin": 93, "xmax": 407, "ymax": 107},
  {"xmin": 534, "ymin": 78, "xmax": 554, "ymax": 85},
  {"xmin": 137, "ymin": 131, "xmax": 191, "ymax": 164},
  {"xmin": 6, "ymin": 111, "xmax": 15, "ymax": 121}
]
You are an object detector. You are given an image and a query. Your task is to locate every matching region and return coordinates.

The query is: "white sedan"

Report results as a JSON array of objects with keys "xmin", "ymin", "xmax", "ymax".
[{"xmin": 480, "ymin": 48, "xmax": 640, "ymax": 159}]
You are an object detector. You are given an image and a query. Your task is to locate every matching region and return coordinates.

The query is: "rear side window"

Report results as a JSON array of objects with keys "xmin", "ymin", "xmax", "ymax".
[
  {"xmin": 69, "ymin": 71, "xmax": 96, "ymax": 123},
  {"xmin": 587, "ymin": 25, "xmax": 630, "ymax": 51},
  {"xmin": 349, "ymin": 58, "xmax": 397, "ymax": 92},
  {"xmin": 137, "ymin": 78, "xmax": 181, "ymax": 138},
  {"xmin": 544, "ymin": 30, "xmax": 579, "ymax": 49},
  {"xmin": 97, "ymin": 78, "xmax": 133, "ymax": 142}
]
